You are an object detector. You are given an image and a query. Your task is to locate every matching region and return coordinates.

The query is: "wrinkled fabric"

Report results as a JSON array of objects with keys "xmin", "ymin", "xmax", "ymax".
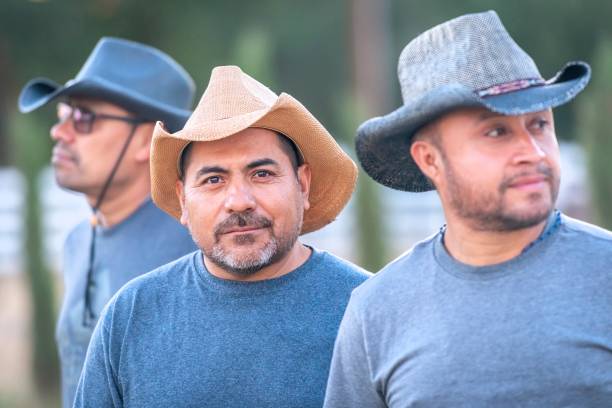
[
  {"xmin": 75, "ymin": 248, "xmax": 369, "ymax": 408},
  {"xmin": 57, "ymin": 198, "xmax": 196, "ymax": 408},
  {"xmin": 325, "ymin": 214, "xmax": 612, "ymax": 407}
]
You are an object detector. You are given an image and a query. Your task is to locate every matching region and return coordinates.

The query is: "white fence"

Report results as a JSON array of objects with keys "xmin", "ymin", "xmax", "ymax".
[{"xmin": 0, "ymin": 168, "xmax": 26, "ymax": 274}]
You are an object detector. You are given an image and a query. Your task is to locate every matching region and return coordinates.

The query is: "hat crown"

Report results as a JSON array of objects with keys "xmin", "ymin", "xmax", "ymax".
[
  {"xmin": 185, "ymin": 66, "xmax": 278, "ymax": 129},
  {"xmin": 398, "ymin": 10, "xmax": 541, "ymax": 104},
  {"xmin": 74, "ymin": 37, "xmax": 195, "ymax": 111}
]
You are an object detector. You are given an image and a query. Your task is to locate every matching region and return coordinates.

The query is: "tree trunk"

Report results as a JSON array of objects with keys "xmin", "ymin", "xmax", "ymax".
[{"xmin": 349, "ymin": 0, "xmax": 393, "ymax": 271}]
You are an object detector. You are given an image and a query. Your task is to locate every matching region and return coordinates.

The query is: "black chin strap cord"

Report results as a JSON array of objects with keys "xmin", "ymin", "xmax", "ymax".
[{"xmin": 82, "ymin": 124, "xmax": 140, "ymax": 326}]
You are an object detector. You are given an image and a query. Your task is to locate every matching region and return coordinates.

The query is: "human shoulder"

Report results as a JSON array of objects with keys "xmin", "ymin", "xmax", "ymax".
[
  {"xmin": 560, "ymin": 214, "xmax": 612, "ymax": 244},
  {"xmin": 112, "ymin": 199, "xmax": 196, "ymax": 258},
  {"xmin": 103, "ymin": 250, "xmax": 199, "ymax": 313},
  {"xmin": 552, "ymin": 215, "xmax": 612, "ymax": 268},
  {"xmin": 309, "ymin": 248, "xmax": 371, "ymax": 285},
  {"xmin": 350, "ymin": 233, "xmax": 439, "ymax": 308},
  {"xmin": 126, "ymin": 198, "xmax": 188, "ymax": 235},
  {"xmin": 64, "ymin": 219, "xmax": 90, "ymax": 246}
]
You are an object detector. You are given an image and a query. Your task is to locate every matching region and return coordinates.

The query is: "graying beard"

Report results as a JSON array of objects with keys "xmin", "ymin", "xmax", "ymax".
[{"xmin": 208, "ymin": 239, "xmax": 279, "ymax": 276}]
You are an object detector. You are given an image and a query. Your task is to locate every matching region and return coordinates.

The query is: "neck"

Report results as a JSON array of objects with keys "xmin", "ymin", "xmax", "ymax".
[
  {"xmin": 442, "ymin": 214, "xmax": 548, "ymax": 266},
  {"xmin": 203, "ymin": 242, "xmax": 312, "ymax": 282},
  {"xmin": 85, "ymin": 171, "xmax": 151, "ymax": 228}
]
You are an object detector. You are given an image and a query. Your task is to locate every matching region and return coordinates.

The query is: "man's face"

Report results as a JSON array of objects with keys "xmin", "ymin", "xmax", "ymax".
[
  {"xmin": 176, "ymin": 128, "xmax": 311, "ymax": 277},
  {"xmin": 419, "ymin": 107, "xmax": 560, "ymax": 232},
  {"xmin": 50, "ymin": 98, "xmax": 146, "ymax": 197}
]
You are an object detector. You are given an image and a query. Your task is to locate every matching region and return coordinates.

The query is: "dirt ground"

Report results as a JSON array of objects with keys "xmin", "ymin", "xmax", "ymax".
[
  {"xmin": 0, "ymin": 274, "xmax": 61, "ymax": 408},
  {"xmin": 0, "ymin": 274, "xmax": 33, "ymax": 396}
]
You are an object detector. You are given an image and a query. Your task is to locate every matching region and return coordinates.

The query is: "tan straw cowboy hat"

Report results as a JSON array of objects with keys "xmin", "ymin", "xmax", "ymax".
[{"xmin": 150, "ymin": 65, "xmax": 357, "ymax": 234}]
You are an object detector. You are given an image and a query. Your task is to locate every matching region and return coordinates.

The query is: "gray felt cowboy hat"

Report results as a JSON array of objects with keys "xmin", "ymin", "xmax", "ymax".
[
  {"xmin": 18, "ymin": 37, "xmax": 195, "ymax": 132},
  {"xmin": 356, "ymin": 10, "xmax": 591, "ymax": 192}
]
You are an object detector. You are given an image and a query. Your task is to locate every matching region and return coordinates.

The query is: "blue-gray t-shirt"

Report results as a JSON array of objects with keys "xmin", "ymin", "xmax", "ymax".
[
  {"xmin": 324, "ymin": 213, "xmax": 612, "ymax": 407},
  {"xmin": 74, "ymin": 247, "xmax": 370, "ymax": 408},
  {"xmin": 57, "ymin": 198, "xmax": 197, "ymax": 408}
]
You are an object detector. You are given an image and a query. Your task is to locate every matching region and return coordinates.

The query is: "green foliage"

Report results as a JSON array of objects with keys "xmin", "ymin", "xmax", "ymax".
[
  {"xmin": 336, "ymin": 90, "xmax": 387, "ymax": 270},
  {"xmin": 2, "ymin": 1, "xmax": 612, "ymax": 396},
  {"xmin": 232, "ymin": 26, "xmax": 275, "ymax": 86},
  {"xmin": 354, "ymin": 177, "xmax": 387, "ymax": 271},
  {"xmin": 0, "ymin": 0, "xmax": 349, "ymax": 136},
  {"xmin": 577, "ymin": 37, "xmax": 612, "ymax": 229}
]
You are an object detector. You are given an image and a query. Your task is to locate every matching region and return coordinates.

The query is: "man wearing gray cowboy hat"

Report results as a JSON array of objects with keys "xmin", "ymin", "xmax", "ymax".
[
  {"xmin": 19, "ymin": 37, "xmax": 197, "ymax": 408},
  {"xmin": 325, "ymin": 11, "xmax": 612, "ymax": 407},
  {"xmin": 74, "ymin": 65, "xmax": 369, "ymax": 407}
]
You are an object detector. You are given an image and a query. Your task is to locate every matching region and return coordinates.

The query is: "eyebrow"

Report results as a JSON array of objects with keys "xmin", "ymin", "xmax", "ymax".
[
  {"xmin": 192, "ymin": 158, "xmax": 279, "ymax": 180},
  {"xmin": 246, "ymin": 158, "xmax": 279, "ymax": 169},
  {"xmin": 194, "ymin": 166, "xmax": 228, "ymax": 180},
  {"xmin": 476, "ymin": 111, "xmax": 504, "ymax": 122}
]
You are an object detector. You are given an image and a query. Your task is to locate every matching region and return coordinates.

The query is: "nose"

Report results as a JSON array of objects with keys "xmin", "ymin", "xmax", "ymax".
[
  {"xmin": 50, "ymin": 118, "xmax": 76, "ymax": 143},
  {"xmin": 511, "ymin": 127, "xmax": 548, "ymax": 165},
  {"xmin": 223, "ymin": 181, "xmax": 257, "ymax": 213}
]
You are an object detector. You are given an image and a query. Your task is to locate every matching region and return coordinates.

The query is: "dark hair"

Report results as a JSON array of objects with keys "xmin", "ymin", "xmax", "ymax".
[
  {"xmin": 179, "ymin": 131, "xmax": 303, "ymax": 182},
  {"xmin": 275, "ymin": 132, "xmax": 302, "ymax": 172},
  {"xmin": 179, "ymin": 142, "xmax": 194, "ymax": 182}
]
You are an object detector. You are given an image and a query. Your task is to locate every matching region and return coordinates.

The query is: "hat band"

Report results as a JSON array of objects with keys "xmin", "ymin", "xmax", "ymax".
[{"xmin": 476, "ymin": 78, "xmax": 545, "ymax": 97}]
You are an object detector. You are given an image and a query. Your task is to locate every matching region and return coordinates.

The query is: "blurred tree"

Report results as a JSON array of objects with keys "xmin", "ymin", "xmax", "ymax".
[
  {"xmin": 11, "ymin": 113, "xmax": 59, "ymax": 395},
  {"xmin": 577, "ymin": 37, "xmax": 612, "ymax": 229},
  {"xmin": 1, "ymin": 2, "xmax": 612, "ymax": 403},
  {"xmin": 0, "ymin": 39, "xmax": 10, "ymax": 166},
  {"xmin": 349, "ymin": 0, "xmax": 392, "ymax": 271}
]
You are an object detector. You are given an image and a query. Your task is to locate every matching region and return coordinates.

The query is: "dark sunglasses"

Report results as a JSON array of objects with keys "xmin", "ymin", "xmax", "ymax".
[{"xmin": 57, "ymin": 102, "xmax": 148, "ymax": 134}]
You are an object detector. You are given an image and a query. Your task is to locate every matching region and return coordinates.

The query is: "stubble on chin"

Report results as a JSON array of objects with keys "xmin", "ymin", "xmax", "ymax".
[
  {"xmin": 208, "ymin": 234, "xmax": 279, "ymax": 277},
  {"xmin": 445, "ymin": 165, "xmax": 558, "ymax": 232}
]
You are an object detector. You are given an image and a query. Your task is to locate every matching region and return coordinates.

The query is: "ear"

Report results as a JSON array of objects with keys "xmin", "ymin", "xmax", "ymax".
[
  {"xmin": 410, "ymin": 140, "xmax": 444, "ymax": 187},
  {"xmin": 133, "ymin": 123, "xmax": 154, "ymax": 163},
  {"xmin": 296, "ymin": 163, "xmax": 312, "ymax": 211},
  {"xmin": 175, "ymin": 179, "xmax": 189, "ymax": 226}
]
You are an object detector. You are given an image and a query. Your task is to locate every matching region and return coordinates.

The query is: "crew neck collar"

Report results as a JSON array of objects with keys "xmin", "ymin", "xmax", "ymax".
[
  {"xmin": 192, "ymin": 247, "xmax": 318, "ymax": 296},
  {"xmin": 434, "ymin": 210, "xmax": 562, "ymax": 280}
]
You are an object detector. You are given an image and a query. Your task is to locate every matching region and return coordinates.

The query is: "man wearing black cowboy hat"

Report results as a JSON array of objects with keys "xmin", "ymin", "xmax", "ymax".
[
  {"xmin": 325, "ymin": 11, "xmax": 612, "ymax": 407},
  {"xmin": 19, "ymin": 37, "xmax": 197, "ymax": 408}
]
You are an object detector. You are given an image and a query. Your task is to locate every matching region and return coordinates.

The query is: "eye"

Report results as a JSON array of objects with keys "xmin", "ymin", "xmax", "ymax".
[
  {"xmin": 253, "ymin": 170, "xmax": 272, "ymax": 178},
  {"xmin": 531, "ymin": 118, "xmax": 550, "ymax": 131},
  {"xmin": 485, "ymin": 126, "xmax": 507, "ymax": 138},
  {"xmin": 203, "ymin": 175, "xmax": 221, "ymax": 184}
]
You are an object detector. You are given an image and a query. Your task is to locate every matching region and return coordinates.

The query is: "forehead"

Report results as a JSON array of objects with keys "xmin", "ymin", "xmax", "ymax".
[
  {"xmin": 437, "ymin": 107, "xmax": 553, "ymax": 128},
  {"xmin": 187, "ymin": 128, "xmax": 288, "ymax": 166}
]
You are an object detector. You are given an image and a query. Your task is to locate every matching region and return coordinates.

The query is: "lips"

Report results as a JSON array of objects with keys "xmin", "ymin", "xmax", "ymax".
[
  {"xmin": 508, "ymin": 175, "xmax": 547, "ymax": 188},
  {"xmin": 502, "ymin": 165, "xmax": 555, "ymax": 192},
  {"xmin": 222, "ymin": 226, "xmax": 265, "ymax": 235},
  {"xmin": 51, "ymin": 145, "xmax": 78, "ymax": 166}
]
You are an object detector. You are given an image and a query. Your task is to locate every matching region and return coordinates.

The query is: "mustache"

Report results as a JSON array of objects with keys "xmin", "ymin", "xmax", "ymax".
[
  {"xmin": 500, "ymin": 164, "xmax": 554, "ymax": 191},
  {"xmin": 53, "ymin": 143, "xmax": 79, "ymax": 162},
  {"xmin": 214, "ymin": 212, "xmax": 273, "ymax": 237}
]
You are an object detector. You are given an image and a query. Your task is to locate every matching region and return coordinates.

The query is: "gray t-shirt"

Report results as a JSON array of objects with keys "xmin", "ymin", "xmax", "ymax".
[
  {"xmin": 56, "ymin": 198, "xmax": 196, "ymax": 408},
  {"xmin": 324, "ymin": 213, "xmax": 612, "ymax": 407},
  {"xmin": 74, "ymin": 247, "xmax": 370, "ymax": 408}
]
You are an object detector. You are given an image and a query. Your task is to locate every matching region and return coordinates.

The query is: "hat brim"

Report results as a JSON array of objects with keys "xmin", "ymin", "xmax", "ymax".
[
  {"xmin": 18, "ymin": 77, "xmax": 192, "ymax": 132},
  {"xmin": 150, "ymin": 93, "xmax": 357, "ymax": 234},
  {"xmin": 356, "ymin": 61, "xmax": 591, "ymax": 192}
]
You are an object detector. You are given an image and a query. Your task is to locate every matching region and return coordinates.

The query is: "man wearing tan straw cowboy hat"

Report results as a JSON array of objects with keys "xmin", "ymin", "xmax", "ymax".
[
  {"xmin": 18, "ymin": 37, "xmax": 198, "ymax": 408},
  {"xmin": 325, "ymin": 11, "xmax": 612, "ymax": 407},
  {"xmin": 74, "ymin": 65, "xmax": 369, "ymax": 407}
]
